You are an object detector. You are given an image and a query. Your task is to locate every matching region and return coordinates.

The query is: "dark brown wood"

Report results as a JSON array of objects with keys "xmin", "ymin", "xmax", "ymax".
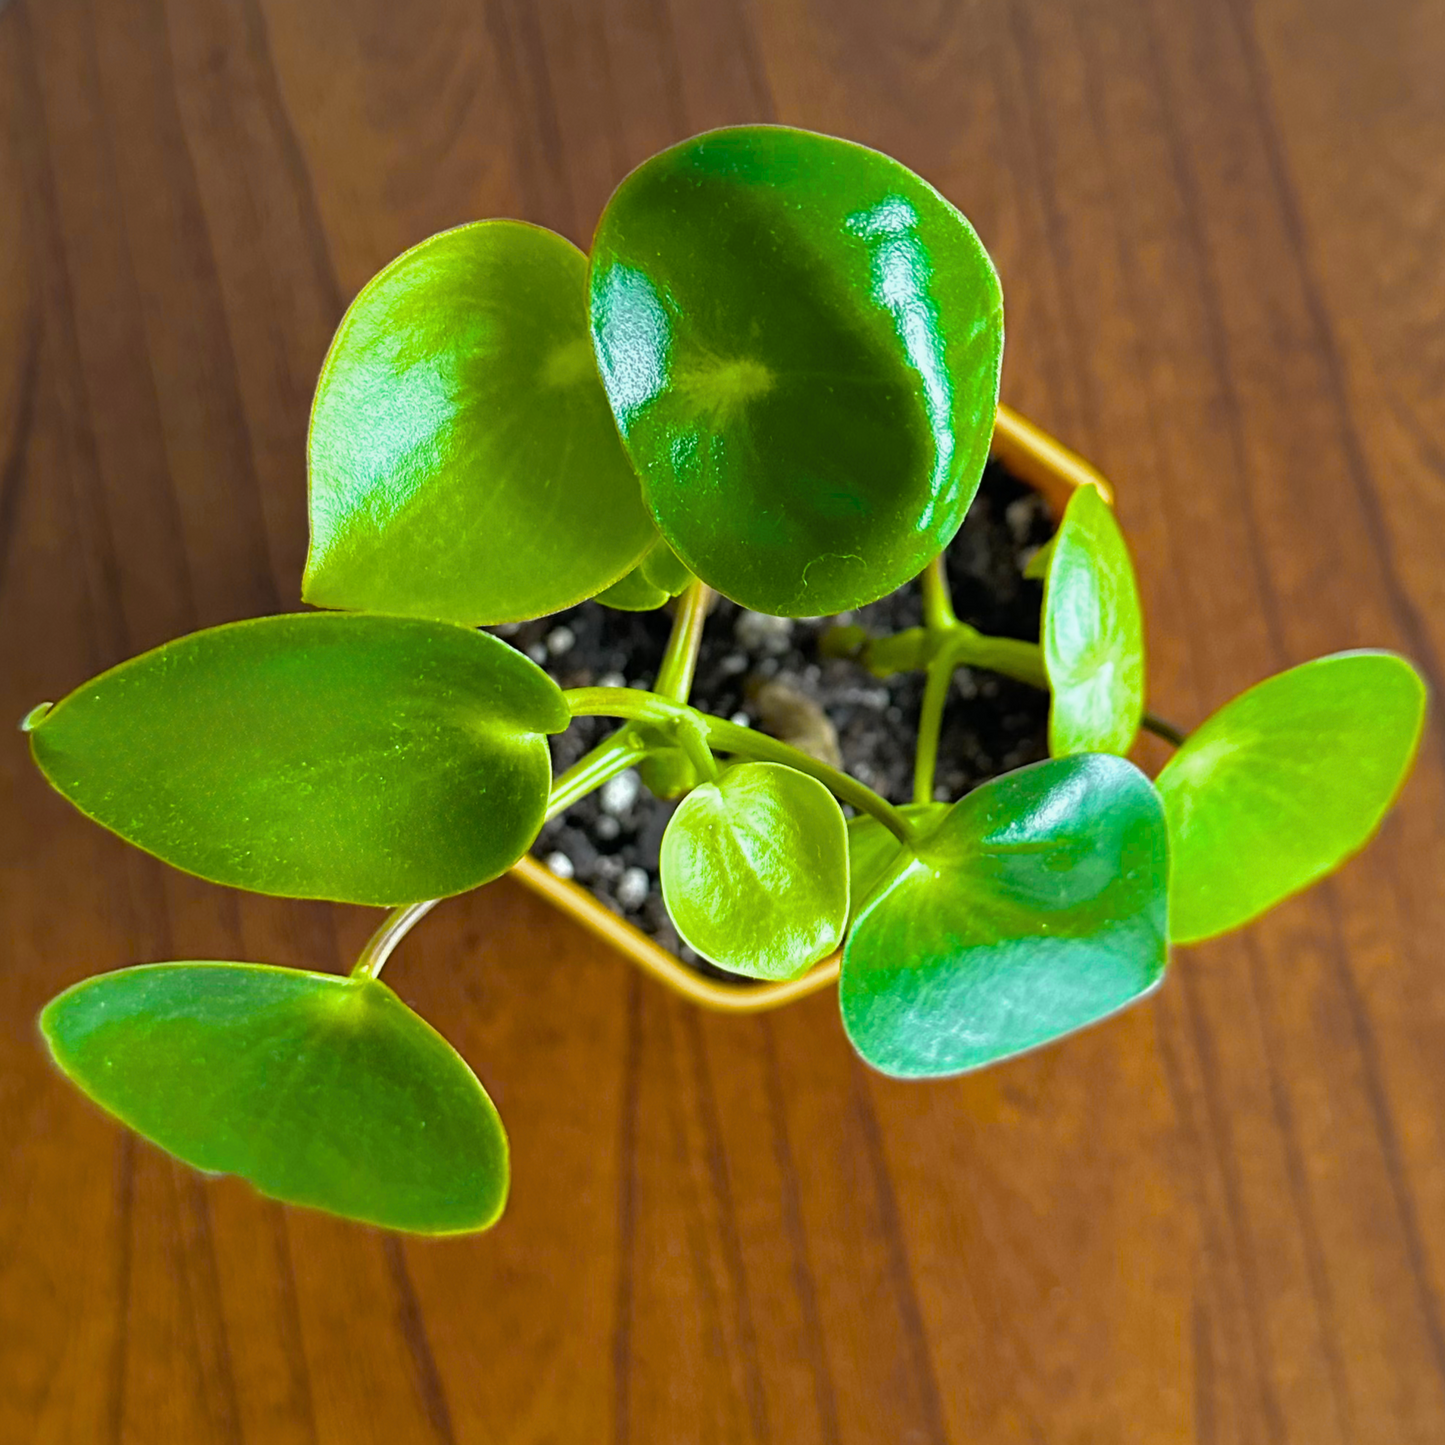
[{"xmin": 3, "ymin": 0, "xmax": 1443, "ymax": 1438}]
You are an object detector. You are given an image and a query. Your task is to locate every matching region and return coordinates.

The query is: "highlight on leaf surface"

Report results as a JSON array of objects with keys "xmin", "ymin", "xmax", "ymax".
[
  {"xmin": 27, "ymin": 614, "xmax": 569, "ymax": 905},
  {"xmin": 660, "ymin": 761, "xmax": 849, "ymax": 979},
  {"xmin": 41, "ymin": 963, "xmax": 509, "ymax": 1235},
  {"xmin": 1157, "ymin": 650, "xmax": 1426, "ymax": 944},
  {"xmin": 1041, "ymin": 483, "xmax": 1144, "ymax": 757},
  {"xmin": 841, "ymin": 754, "xmax": 1169, "ymax": 1078},
  {"xmin": 589, "ymin": 125, "xmax": 1004, "ymax": 617},
  {"xmin": 306, "ymin": 220, "xmax": 654, "ymax": 626}
]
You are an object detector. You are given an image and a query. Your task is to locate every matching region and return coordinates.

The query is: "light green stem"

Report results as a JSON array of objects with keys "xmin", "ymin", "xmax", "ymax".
[
  {"xmin": 351, "ymin": 900, "xmax": 439, "ymax": 980},
  {"xmin": 920, "ymin": 553, "xmax": 958, "ymax": 631},
  {"xmin": 566, "ymin": 687, "xmax": 917, "ymax": 844},
  {"xmin": 911, "ymin": 625, "xmax": 1049, "ymax": 806},
  {"xmin": 653, "ymin": 580, "xmax": 712, "ymax": 702}
]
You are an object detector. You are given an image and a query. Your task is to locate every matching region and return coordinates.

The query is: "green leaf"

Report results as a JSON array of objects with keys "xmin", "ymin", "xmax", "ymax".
[
  {"xmin": 1022, "ymin": 535, "xmax": 1055, "ymax": 581},
  {"xmin": 594, "ymin": 565, "xmax": 670, "ymax": 612},
  {"xmin": 595, "ymin": 535, "xmax": 695, "ymax": 612},
  {"xmin": 1157, "ymin": 650, "xmax": 1426, "ymax": 944},
  {"xmin": 841, "ymin": 754, "xmax": 1169, "ymax": 1078},
  {"xmin": 590, "ymin": 125, "xmax": 1004, "ymax": 617},
  {"xmin": 845, "ymin": 803, "xmax": 947, "ymax": 926},
  {"xmin": 41, "ymin": 963, "xmax": 508, "ymax": 1235},
  {"xmin": 28, "ymin": 614, "xmax": 568, "ymax": 905},
  {"xmin": 306, "ymin": 220, "xmax": 654, "ymax": 626},
  {"xmin": 639, "ymin": 536, "xmax": 695, "ymax": 597},
  {"xmin": 1042, "ymin": 484, "xmax": 1145, "ymax": 757},
  {"xmin": 660, "ymin": 761, "xmax": 849, "ymax": 979}
]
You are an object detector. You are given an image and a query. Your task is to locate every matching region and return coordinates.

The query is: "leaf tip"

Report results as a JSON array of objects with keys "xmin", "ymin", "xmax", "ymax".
[{"xmin": 20, "ymin": 701, "xmax": 52, "ymax": 733}]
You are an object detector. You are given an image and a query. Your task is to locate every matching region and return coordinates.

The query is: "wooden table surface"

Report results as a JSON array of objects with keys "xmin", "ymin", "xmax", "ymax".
[{"xmin": 4, "ymin": 0, "xmax": 1444, "ymax": 1440}]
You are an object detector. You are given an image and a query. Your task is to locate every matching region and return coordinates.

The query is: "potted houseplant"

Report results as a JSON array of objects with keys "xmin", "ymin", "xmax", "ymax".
[{"xmin": 23, "ymin": 126, "xmax": 1425, "ymax": 1237}]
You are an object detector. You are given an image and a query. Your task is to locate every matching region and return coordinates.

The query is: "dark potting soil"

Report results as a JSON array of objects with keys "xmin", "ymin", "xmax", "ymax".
[{"xmin": 493, "ymin": 460, "xmax": 1056, "ymax": 970}]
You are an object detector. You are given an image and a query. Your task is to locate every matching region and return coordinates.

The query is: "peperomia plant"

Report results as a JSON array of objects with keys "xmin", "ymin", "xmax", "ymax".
[{"xmin": 24, "ymin": 127, "xmax": 1426, "ymax": 1235}]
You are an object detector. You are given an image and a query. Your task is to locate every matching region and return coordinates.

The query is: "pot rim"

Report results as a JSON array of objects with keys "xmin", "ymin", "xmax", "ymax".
[{"xmin": 509, "ymin": 402, "xmax": 1112, "ymax": 1014}]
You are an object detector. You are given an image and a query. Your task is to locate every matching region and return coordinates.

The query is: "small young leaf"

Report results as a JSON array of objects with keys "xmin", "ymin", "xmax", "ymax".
[
  {"xmin": 845, "ymin": 803, "xmax": 946, "ymax": 926},
  {"xmin": 306, "ymin": 220, "xmax": 654, "ymax": 626},
  {"xmin": 28, "ymin": 614, "xmax": 568, "ymax": 904},
  {"xmin": 638, "ymin": 536, "xmax": 695, "ymax": 597},
  {"xmin": 595, "ymin": 535, "xmax": 696, "ymax": 611},
  {"xmin": 660, "ymin": 761, "xmax": 849, "ymax": 979},
  {"xmin": 594, "ymin": 565, "xmax": 670, "ymax": 612},
  {"xmin": 41, "ymin": 963, "xmax": 508, "ymax": 1234},
  {"xmin": 590, "ymin": 125, "xmax": 1004, "ymax": 617},
  {"xmin": 842, "ymin": 754, "xmax": 1169, "ymax": 1078},
  {"xmin": 1021, "ymin": 535, "xmax": 1055, "ymax": 581},
  {"xmin": 1157, "ymin": 650, "xmax": 1426, "ymax": 944},
  {"xmin": 1042, "ymin": 484, "xmax": 1145, "ymax": 757}
]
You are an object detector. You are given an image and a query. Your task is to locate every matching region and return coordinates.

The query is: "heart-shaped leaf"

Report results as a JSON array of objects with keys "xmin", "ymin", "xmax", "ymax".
[
  {"xmin": 41, "ymin": 963, "xmax": 508, "ymax": 1234},
  {"xmin": 842, "ymin": 754, "xmax": 1169, "ymax": 1078},
  {"xmin": 660, "ymin": 761, "xmax": 849, "ymax": 979},
  {"xmin": 28, "ymin": 614, "xmax": 568, "ymax": 904},
  {"xmin": 1157, "ymin": 650, "xmax": 1426, "ymax": 944},
  {"xmin": 306, "ymin": 220, "xmax": 654, "ymax": 625},
  {"xmin": 590, "ymin": 125, "xmax": 1004, "ymax": 617},
  {"xmin": 846, "ymin": 803, "xmax": 947, "ymax": 926},
  {"xmin": 1042, "ymin": 484, "xmax": 1144, "ymax": 756}
]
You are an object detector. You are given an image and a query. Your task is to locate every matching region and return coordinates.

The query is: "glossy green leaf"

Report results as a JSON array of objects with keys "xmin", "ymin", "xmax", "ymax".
[
  {"xmin": 42, "ymin": 963, "xmax": 508, "ymax": 1234},
  {"xmin": 842, "ymin": 754, "xmax": 1169, "ymax": 1078},
  {"xmin": 306, "ymin": 220, "xmax": 654, "ymax": 625},
  {"xmin": 590, "ymin": 125, "xmax": 1004, "ymax": 617},
  {"xmin": 595, "ymin": 535, "xmax": 695, "ymax": 611},
  {"xmin": 28, "ymin": 614, "xmax": 568, "ymax": 905},
  {"xmin": 1157, "ymin": 651, "xmax": 1426, "ymax": 944},
  {"xmin": 661, "ymin": 761, "xmax": 849, "ymax": 979},
  {"xmin": 1042, "ymin": 484, "xmax": 1145, "ymax": 757},
  {"xmin": 845, "ymin": 803, "xmax": 946, "ymax": 926}
]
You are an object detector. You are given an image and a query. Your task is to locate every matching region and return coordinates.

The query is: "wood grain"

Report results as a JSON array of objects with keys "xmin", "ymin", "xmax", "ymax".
[{"xmin": 3, "ymin": 0, "xmax": 1443, "ymax": 1439}]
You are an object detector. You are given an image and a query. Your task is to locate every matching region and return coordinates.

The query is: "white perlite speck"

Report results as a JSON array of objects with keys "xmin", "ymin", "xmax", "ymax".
[
  {"xmin": 734, "ymin": 611, "xmax": 794, "ymax": 655},
  {"xmin": 544, "ymin": 851, "xmax": 575, "ymax": 880},
  {"xmin": 616, "ymin": 867, "xmax": 650, "ymax": 910},
  {"xmin": 600, "ymin": 769, "xmax": 641, "ymax": 815},
  {"xmin": 545, "ymin": 625, "xmax": 576, "ymax": 657}
]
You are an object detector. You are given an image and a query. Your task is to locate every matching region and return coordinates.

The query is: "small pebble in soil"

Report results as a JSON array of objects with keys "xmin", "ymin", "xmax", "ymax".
[{"xmin": 509, "ymin": 461, "xmax": 1056, "ymax": 976}]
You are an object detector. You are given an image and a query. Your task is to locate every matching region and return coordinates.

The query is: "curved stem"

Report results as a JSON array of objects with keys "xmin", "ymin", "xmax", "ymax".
[
  {"xmin": 910, "ymin": 626, "xmax": 1047, "ymax": 806},
  {"xmin": 352, "ymin": 899, "xmax": 440, "ymax": 981},
  {"xmin": 566, "ymin": 687, "xmax": 917, "ymax": 844},
  {"xmin": 1142, "ymin": 711, "xmax": 1188, "ymax": 749},
  {"xmin": 920, "ymin": 554, "xmax": 957, "ymax": 631},
  {"xmin": 948, "ymin": 625, "xmax": 1049, "ymax": 689},
  {"xmin": 673, "ymin": 710, "xmax": 721, "ymax": 784},
  {"xmin": 545, "ymin": 725, "xmax": 648, "ymax": 821},
  {"xmin": 653, "ymin": 580, "xmax": 712, "ymax": 702}
]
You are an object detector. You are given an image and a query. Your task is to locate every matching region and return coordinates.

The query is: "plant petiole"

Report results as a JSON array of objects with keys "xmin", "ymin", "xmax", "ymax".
[
  {"xmin": 352, "ymin": 899, "xmax": 441, "ymax": 981},
  {"xmin": 653, "ymin": 580, "xmax": 713, "ymax": 702},
  {"xmin": 1142, "ymin": 712, "xmax": 1188, "ymax": 749},
  {"xmin": 566, "ymin": 687, "xmax": 917, "ymax": 844},
  {"xmin": 920, "ymin": 553, "xmax": 958, "ymax": 632}
]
